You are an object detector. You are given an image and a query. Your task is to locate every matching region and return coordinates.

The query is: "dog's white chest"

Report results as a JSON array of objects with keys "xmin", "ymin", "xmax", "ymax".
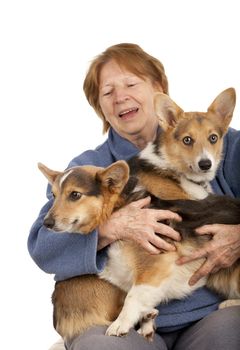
[
  {"xmin": 180, "ymin": 176, "xmax": 211, "ymax": 199},
  {"xmin": 99, "ymin": 241, "xmax": 133, "ymax": 292}
]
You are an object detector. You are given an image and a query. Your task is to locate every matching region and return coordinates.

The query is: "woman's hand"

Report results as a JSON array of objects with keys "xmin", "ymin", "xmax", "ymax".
[
  {"xmin": 98, "ymin": 196, "xmax": 182, "ymax": 254},
  {"xmin": 176, "ymin": 224, "xmax": 240, "ymax": 285}
]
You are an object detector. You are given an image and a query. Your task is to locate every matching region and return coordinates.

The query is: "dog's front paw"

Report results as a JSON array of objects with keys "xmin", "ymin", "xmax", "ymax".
[
  {"xmin": 105, "ymin": 319, "xmax": 131, "ymax": 337},
  {"xmin": 137, "ymin": 309, "xmax": 158, "ymax": 342},
  {"xmin": 219, "ymin": 299, "xmax": 240, "ymax": 309}
]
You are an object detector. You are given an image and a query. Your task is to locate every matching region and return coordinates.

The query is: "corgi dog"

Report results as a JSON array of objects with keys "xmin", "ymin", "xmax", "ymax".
[
  {"xmin": 127, "ymin": 87, "xmax": 235, "ymax": 201},
  {"xmin": 38, "ymin": 88, "xmax": 239, "ymax": 342}
]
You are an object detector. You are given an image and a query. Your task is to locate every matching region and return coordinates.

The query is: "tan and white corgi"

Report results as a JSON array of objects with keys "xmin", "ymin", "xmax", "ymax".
[
  {"xmin": 39, "ymin": 88, "xmax": 239, "ymax": 342},
  {"xmin": 128, "ymin": 87, "xmax": 236, "ymax": 201}
]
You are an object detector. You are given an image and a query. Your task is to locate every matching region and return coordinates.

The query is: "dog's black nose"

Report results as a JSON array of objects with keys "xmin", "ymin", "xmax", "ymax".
[
  {"xmin": 198, "ymin": 159, "xmax": 212, "ymax": 171},
  {"xmin": 44, "ymin": 215, "xmax": 55, "ymax": 229}
]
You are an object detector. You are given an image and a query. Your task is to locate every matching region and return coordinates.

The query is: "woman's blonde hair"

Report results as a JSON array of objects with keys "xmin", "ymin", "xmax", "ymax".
[{"xmin": 83, "ymin": 43, "xmax": 169, "ymax": 133}]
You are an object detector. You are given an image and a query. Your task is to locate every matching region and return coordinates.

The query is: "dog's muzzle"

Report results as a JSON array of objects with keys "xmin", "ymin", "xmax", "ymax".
[{"xmin": 43, "ymin": 215, "xmax": 55, "ymax": 229}]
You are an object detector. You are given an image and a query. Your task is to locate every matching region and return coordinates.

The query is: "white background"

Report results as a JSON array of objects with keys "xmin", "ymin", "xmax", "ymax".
[{"xmin": 0, "ymin": 1, "xmax": 239, "ymax": 349}]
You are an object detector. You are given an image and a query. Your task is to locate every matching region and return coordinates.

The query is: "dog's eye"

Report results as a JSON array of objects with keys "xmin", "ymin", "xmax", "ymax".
[
  {"xmin": 69, "ymin": 191, "xmax": 82, "ymax": 201},
  {"xmin": 51, "ymin": 192, "xmax": 55, "ymax": 199},
  {"xmin": 209, "ymin": 134, "xmax": 218, "ymax": 144},
  {"xmin": 182, "ymin": 136, "xmax": 193, "ymax": 145}
]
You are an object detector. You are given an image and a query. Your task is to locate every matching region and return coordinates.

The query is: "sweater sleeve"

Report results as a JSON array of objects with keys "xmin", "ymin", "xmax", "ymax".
[
  {"xmin": 223, "ymin": 128, "xmax": 240, "ymax": 198},
  {"xmin": 211, "ymin": 127, "xmax": 240, "ymax": 197},
  {"xmin": 27, "ymin": 148, "xmax": 112, "ymax": 281}
]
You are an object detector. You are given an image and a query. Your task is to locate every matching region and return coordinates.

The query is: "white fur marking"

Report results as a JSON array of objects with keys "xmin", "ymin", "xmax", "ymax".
[
  {"xmin": 139, "ymin": 143, "xmax": 170, "ymax": 169},
  {"xmin": 59, "ymin": 169, "xmax": 73, "ymax": 188},
  {"xmin": 180, "ymin": 176, "xmax": 210, "ymax": 199},
  {"xmin": 99, "ymin": 242, "xmax": 134, "ymax": 292}
]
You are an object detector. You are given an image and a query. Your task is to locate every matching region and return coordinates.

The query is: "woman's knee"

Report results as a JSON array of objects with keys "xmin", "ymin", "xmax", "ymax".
[
  {"xmin": 176, "ymin": 306, "xmax": 240, "ymax": 350},
  {"xmin": 66, "ymin": 326, "xmax": 109, "ymax": 350},
  {"xmin": 203, "ymin": 306, "xmax": 240, "ymax": 339},
  {"xmin": 65, "ymin": 325, "xmax": 167, "ymax": 350}
]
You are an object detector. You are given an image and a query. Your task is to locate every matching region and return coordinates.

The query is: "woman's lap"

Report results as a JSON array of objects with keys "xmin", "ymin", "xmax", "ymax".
[
  {"xmin": 62, "ymin": 306, "xmax": 240, "ymax": 350},
  {"xmin": 65, "ymin": 326, "xmax": 167, "ymax": 350},
  {"xmin": 174, "ymin": 306, "xmax": 240, "ymax": 350}
]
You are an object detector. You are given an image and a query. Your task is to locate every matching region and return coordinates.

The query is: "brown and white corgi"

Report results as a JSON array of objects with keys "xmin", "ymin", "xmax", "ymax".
[
  {"xmin": 127, "ymin": 87, "xmax": 235, "ymax": 201},
  {"xmin": 39, "ymin": 88, "xmax": 239, "ymax": 342}
]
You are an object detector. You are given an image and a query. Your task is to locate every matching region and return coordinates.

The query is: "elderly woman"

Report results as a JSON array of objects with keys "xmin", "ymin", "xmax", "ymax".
[{"xmin": 28, "ymin": 43, "xmax": 240, "ymax": 350}]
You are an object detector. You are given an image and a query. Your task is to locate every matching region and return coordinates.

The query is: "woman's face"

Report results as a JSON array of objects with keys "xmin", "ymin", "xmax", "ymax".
[{"xmin": 99, "ymin": 60, "xmax": 162, "ymax": 143}]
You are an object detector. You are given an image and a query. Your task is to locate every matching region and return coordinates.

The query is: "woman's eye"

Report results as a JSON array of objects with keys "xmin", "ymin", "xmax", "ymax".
[
  {"xmin": 209, "ymin": 134, "xmax": 218, "ymax": 144},
  {"xmin": 127, "ymin": 81, "xmax": 139, "ymax": 87},
  {"xmin": 69, "ymin": 191, "xmax": 82, "ymax": 201},
  {"xmin": 103, "ymin": 91, "xmax": 112, "ymax": 96},
  {"xmin": 182, "ymin": 136, "xmax": 193, "ymax": 145}
]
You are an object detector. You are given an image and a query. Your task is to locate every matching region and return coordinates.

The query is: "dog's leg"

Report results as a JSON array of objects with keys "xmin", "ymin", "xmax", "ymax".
[
  {"xmin": 105, "ymin": 258, "xmax": 206, "ymax": 338},
  {"xmin": 105, "ymin": 284, "xmax": 162, "ymax": 337},
  {"xmin": 137, "ymin": 309, "xmax": 159, "ymax": 341},
  {"xmin": 219, "ymin": 299, "xmax": 240, "ymax": 309}
]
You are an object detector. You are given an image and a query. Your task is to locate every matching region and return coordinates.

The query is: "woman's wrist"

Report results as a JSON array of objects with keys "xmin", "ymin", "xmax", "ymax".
[{"xmin": 97, "ymin": 221, "xmax": 118, "ymax": 250}]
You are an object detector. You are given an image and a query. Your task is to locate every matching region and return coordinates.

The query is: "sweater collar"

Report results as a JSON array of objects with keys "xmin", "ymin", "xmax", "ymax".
[{"xmin": 107, "ymin": 127, "xmax": 140, "ymax": 161}]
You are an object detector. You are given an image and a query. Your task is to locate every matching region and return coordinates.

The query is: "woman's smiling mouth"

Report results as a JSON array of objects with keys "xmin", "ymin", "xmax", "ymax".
[{"xmin": 118, "ymin": 107, "xmax": 139, "ymax": 119}]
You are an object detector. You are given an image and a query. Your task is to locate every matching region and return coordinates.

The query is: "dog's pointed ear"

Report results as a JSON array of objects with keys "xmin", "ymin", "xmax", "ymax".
[
  {"xmin": 97, "ymin": 161, "xmax": 129, "ymax": 193},
  {"xmin": 207, "ymin": 88, "xmax": 236, "ymax": 132},
  {"xmin": 154, "ymin": 93, "xmax": 184, "ymax": 130},
  {"xmin": 38, "ymin": 163, "xmax": 61, "ymax": 185}
]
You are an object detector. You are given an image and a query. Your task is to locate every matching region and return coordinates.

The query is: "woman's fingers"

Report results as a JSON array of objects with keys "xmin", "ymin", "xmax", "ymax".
[
  {"xmin": 139, "ymin": 235, "xmax": 177, "ymax": 254},
  {"xmin": 176, "ymin": 247, "xmax": 207, "ymax": 265},
  {"xmin": 154, "ymin": 209, "xmax": 182, "ymax": 223},
  {"xmin": 130, "ymin": 196, "xmax": 152, "ymax": 208},
  {"xmin": 154, "ymin": 222, "xmax": 181, "ymax": 242},
  {"xmin": 188, "ymin": 259, "xmax": 213, "ymax": 285},
  {"xmin": 140, "ymin": 241, "xmax": 163, "ymax": 255}
]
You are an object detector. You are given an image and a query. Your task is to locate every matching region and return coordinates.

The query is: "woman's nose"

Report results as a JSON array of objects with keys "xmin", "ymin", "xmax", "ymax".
[{"xmin": 114, "ymin": 88, "xmax": 129, "ymax": 103}]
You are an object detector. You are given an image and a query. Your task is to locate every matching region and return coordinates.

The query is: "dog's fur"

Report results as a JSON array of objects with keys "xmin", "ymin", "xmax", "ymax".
[{"xmin": 39, "ymin": 88, "xmax": 240, "ymax": 341}]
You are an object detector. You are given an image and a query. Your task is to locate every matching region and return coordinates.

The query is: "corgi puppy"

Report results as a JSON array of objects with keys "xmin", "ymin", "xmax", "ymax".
[
  {"xmin": 128, "ymin": 87, "xmax": 236, "ymax": 201},
  {"xmin": 39, "ymin": 88, "xmax": 239, "ymax": 341}
]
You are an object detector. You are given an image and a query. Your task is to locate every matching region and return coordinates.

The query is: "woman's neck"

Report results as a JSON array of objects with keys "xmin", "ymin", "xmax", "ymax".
[{"xmin": 126, "ymin": 123, "xmax": 158, "ymax": 150}]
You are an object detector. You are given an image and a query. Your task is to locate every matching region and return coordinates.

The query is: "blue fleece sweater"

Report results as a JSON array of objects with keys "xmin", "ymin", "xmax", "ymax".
[{"xmin": 28, "ymin": 127, "xmax": 240, "ymax": 332}]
